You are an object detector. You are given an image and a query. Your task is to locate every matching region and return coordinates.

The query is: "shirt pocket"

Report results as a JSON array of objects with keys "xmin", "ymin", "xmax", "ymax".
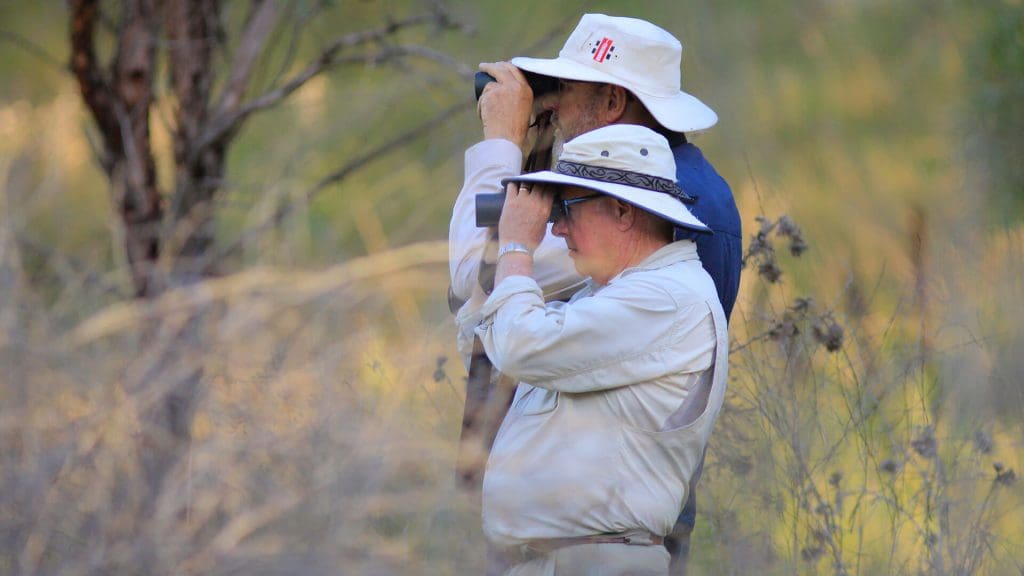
[{"xmin": 511, "ymin": 385, "xmax": 559, "ymax": 416}]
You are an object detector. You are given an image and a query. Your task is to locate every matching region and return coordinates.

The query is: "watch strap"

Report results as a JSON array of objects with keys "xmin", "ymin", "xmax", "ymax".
[{"xmin": 497, "ymin": 242, "xmax": 531, "ymax": 260}]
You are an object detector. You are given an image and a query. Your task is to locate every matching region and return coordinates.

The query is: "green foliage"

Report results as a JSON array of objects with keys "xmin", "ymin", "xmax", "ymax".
[{"xmin": 966, "ymin": 0, "xmax": 1024, "ymax": 223}]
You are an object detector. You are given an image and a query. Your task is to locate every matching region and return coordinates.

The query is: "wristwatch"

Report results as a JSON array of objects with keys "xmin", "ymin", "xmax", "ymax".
[{"xmin": 497, "ymin": 242, "xmax": 532, "ymax": 260}]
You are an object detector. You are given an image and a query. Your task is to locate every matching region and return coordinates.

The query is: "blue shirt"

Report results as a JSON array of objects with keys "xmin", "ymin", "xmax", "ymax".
[{"xmin": 673, "ymin": 143, "xmax": 742, "ymax": 321}]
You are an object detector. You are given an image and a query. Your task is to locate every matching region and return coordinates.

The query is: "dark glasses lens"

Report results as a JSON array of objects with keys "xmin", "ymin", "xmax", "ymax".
[{"xmin": 551, "ymin": 193, "xmax": 603, "ymax": 222}]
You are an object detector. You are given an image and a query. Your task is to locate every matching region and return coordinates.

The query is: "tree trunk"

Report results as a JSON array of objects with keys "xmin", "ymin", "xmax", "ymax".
[
  {"xmin": 165, "ymin": 0, "xmax": 223, "ymax": 280},
  {"xmin": 70, "ymin": 0, "xmax": 207, "ymax": 506},
  {"xmin": 68, "ymin": 0, "xmax": 461, "ymax": 519},
  {"xmin": 71, "ymin": 0, "xmax": 162, "ymax": 298}
]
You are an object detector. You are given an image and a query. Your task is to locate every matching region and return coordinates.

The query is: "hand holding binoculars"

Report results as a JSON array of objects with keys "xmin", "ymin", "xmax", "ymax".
[{"xmin": 473, "ymin": 70, "xmax": 560, "ymax": 228}]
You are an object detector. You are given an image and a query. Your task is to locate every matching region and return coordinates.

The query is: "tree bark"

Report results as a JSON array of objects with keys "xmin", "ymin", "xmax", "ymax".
[
  {"xmin": 70, "ymin": 0, "xmax": 162, "ymax": 298},
  {"xmin": 165, "ymin": 0, "xmax": 221, "ymax": 279},
  {"xmin": 71, "ymin": 0, "xmax": 204, "ymax": 507}
]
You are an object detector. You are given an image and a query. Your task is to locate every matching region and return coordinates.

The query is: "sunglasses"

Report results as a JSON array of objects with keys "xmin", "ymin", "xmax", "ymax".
[{"xmin": 550, "ymin": 193, "xmax": 604, "ymax": 222}]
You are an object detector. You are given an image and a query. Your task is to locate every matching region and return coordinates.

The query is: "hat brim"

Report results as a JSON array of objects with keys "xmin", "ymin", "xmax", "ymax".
[
  {"xmin": 511, "ymin": 56, "xmax": 718, "ymax": 134},
  {"xmin": 502, "ymin": 172, "xmax": 711, "ymax": 235}
]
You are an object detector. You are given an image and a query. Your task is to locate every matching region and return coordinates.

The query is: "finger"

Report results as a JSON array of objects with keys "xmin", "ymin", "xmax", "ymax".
[
  {"xmin": 502, "ymin": 62, "xmax": 529, "ymax": 84},
  {"xmin": 534, "ymin": 183, "xmax": 555, "ymax": 199},
  {"xmin": 480, "ymin": 61, "xmax": 527, "ymax": 86},
  {"xmin": 479, "ymin": 61, "xmax": 510, "ymax": 83}
]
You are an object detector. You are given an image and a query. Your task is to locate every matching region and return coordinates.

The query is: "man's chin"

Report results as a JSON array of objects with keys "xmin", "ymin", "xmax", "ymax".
[{"xmin": 569, "ymin": 255, "xmax": 592, "ymax": 277}]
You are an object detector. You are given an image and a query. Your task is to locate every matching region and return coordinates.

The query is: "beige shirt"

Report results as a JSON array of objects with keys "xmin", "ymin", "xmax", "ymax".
[{"xmin": 468, "ymin": 241, "xmax": 729, "ymax": 549}]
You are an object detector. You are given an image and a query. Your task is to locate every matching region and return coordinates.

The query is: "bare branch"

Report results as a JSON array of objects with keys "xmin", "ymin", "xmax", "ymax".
[
  {"xmin": 393, "ymin": 44, "xmax": 475, "ymax": 78},
  {"xmin": 0, "ymin": 29, "xmax": 66, "ymax": 71},
  {"xmin": 267, "ymin": 0, "xmax": 322, "ymax": 88},
  {"xmin": 15, "ymin": 232, "xmax": 127, "ymax": 298},
  {"xmin": 196, "ymin": 11, "xmax": 455, "ymax": 154},
  {"xmin": 165, "ymin": 0, "xmax": 216, "ymax": 145},
  {"xmin": 110, "ymin": 0, "xmax": 163, "ymax": 297},
  {"xmin": 69, "ymin": 240, "xmax": 450, "ymax": 344},
  {"xmin": 205, "ymin": 99, "xmax": 472, "ymax": 267},
  {"xmin": 214, "ymin": 0, "xmax": 283, "ymax": 118},
  {"xmin": 69, "ymin": 0, "xmax": 118, "ymax": 170}
]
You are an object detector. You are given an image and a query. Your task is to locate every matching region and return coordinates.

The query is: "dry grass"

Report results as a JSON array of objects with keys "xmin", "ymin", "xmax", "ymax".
[
  {"xmin": 1, "ymin": 237, "xmax": 485, "ymax": 575},
  {"xmin": 0, "ymin": 2, "xmax": 1020, "ymax": 570},
  {"xmin": 2, "ymin": 209, "xmax": 1021, "ymax": 575}
]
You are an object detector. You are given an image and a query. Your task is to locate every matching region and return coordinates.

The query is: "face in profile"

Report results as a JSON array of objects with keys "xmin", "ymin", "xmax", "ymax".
[{"xmin": 551, "ymin": 185, "xmax": 617, "ymax": 283}]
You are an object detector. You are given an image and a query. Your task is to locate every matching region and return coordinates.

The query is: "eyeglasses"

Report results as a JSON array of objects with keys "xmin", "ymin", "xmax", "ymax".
[
  {"xmin": 551, "ymin": 193, "xmax": 603, "ymax": 222},
  {"xmin": 556, "ymin": 79, "xmax": 600, "ymax": 93}
]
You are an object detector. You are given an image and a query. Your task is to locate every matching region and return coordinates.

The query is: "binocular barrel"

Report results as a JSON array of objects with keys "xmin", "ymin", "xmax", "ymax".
[
  {"xmin": 475, "ymin": 192, "xmax": 506, "ymax": 228},
  {"xmin": 475, "ymin": 191, "xmax": 561, "ymax": 228},
  {"xmin": 474, "ymin": 71, "xmax": 560, "ymax": 101}
]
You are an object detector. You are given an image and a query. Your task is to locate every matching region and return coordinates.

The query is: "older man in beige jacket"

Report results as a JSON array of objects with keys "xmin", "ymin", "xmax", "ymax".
[{"xmin": 457, "ymin": 124, "xmax": 728, "ymax": 576}]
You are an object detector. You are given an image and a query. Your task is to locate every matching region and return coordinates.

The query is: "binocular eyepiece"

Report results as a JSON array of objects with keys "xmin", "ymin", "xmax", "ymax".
[{"xmin": 474, "ymin": 71, "xmax": 560, "ymax": 101}]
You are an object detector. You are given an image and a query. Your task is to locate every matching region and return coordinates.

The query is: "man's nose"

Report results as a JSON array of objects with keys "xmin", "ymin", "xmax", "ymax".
[{"xmin": 551, "ymin": 216, "xmax": 567, "ymax": 237}]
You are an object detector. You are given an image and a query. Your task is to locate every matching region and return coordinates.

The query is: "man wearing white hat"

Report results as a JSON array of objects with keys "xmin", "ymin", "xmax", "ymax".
[
  {"xmin": 459, "ymin": 123, "xmax": 728, "ymax": 575},
  {"xmin": 450, "ymin": 14, "xmax": 741, "ymax": 572},
  {"xmin": 452, "ymin": 13, "xmax": 740, "ymax": 320}
]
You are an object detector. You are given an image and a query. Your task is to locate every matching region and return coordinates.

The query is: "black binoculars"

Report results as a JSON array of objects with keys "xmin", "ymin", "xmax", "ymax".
[
  {"xmin": 476, "ymin": 191, "xmax": 563, "ymax": 228},
  {"xmin": 475, "ymin": 191, "xmax": 507, "ymax": 228},
  {"xmin": 473, "ymin": 71, "xmax": 560, "ymax": 101}
]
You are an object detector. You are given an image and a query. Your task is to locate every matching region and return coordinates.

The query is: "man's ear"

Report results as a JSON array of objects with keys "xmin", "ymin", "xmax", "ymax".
[
  {"xmin": 601, "ymin": 85, "xmax": 630, "ymax": 124},
  {"xmin": 614, "ymin": 199, "xmax": 637, "ymax": 231}
]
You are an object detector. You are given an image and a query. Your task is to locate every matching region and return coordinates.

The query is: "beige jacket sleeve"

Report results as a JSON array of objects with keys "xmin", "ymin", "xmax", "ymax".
[
  {"xmin": 475, "ymin": 274, "xmax": 714, "ymax": 393},
  {"xmin": 449, "ymin": 139, "xmax": 584, "ymax": 369}
]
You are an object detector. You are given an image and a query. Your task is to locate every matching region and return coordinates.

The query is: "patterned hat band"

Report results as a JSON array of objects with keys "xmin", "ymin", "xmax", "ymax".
[{"xmin": 554, "ymin": 161, "xmax": 694, "ymax": 204}]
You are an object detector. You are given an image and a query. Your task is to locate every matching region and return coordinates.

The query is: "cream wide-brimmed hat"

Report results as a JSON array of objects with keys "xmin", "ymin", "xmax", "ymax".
[
  {"xmin": 511, "ymin": 13, "xmax": 718, "ymax": 134},
  {"xmin": 503, "ymin": 124, "xmax": 710, "ymax": 234}
]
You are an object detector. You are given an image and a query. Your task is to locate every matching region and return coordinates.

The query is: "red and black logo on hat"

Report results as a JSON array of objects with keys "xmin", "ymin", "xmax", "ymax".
[{"xmin": 591, "ymin": 37, "xmax": 617, "ymax": 63}]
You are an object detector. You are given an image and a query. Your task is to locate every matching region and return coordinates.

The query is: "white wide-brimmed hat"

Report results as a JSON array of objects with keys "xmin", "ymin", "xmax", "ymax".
[
  {"xmin": 511, "ymin": 13, "xmax": 718, "ymax": 134},
  {"xmin": 503, "ymin": 125, "xmax": 710, "ymax": 234}
]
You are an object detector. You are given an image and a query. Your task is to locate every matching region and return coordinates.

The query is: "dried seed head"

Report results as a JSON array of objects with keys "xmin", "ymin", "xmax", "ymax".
[
  {"xmin": 974, "ymin": 430, "xmax": 993, "ymax": 454},
  {"xmin": 758, "ymin": 260, "xmax": 783, "ymax": 283},
  {"xmin": 775, "ymin": 216, "xmax": 809, "ymax": 256},
  {"xmin": 912, "ymin": 427, "xmax": 937, "ymax": 458},
  {"xmin": 432, "ymin": 356, "xmax": 448, "ymax": 382},
  {"xmin": 789, "ymin": 235, "xmax": 809, "ymax": 257},
  {"xmin": 994, "ymin": 463, "xmax": 1017, "ymax": 486},
  {"xmin": 776, "ymin": 215, "xmax": 799, "ymax": 237},
  {"xmin": 812, "ymin": 315, "xmax": 845, "ymax": 352},
  {"xmin": 743, "ymin": 232, "xmax": 774, "ymax": 265},
  {"xmin": 792, "ymin": 297, "xmax": 815, "ymax": 314},
  {"xmin": 801, "ymin": 546, "xmax": 825, "ymax": 562},
  {"xmin": 769, "ymin": 313, "xmax": 800, "ymax": 342},
  {"xmin": 725, "ymin": 453, "xmax": 753, "ymax": 476}
]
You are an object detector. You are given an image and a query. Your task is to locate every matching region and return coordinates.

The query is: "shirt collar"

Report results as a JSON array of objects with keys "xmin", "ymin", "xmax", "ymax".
[{"xmin": 587, "ymin": 240, "xmax": 699, "ymax": 292}]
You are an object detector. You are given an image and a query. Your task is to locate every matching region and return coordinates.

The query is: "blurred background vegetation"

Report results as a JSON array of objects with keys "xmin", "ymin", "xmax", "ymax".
[{"xmin": 1, "ymin": 0, "xmax": 1021, "ymax": 574}]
